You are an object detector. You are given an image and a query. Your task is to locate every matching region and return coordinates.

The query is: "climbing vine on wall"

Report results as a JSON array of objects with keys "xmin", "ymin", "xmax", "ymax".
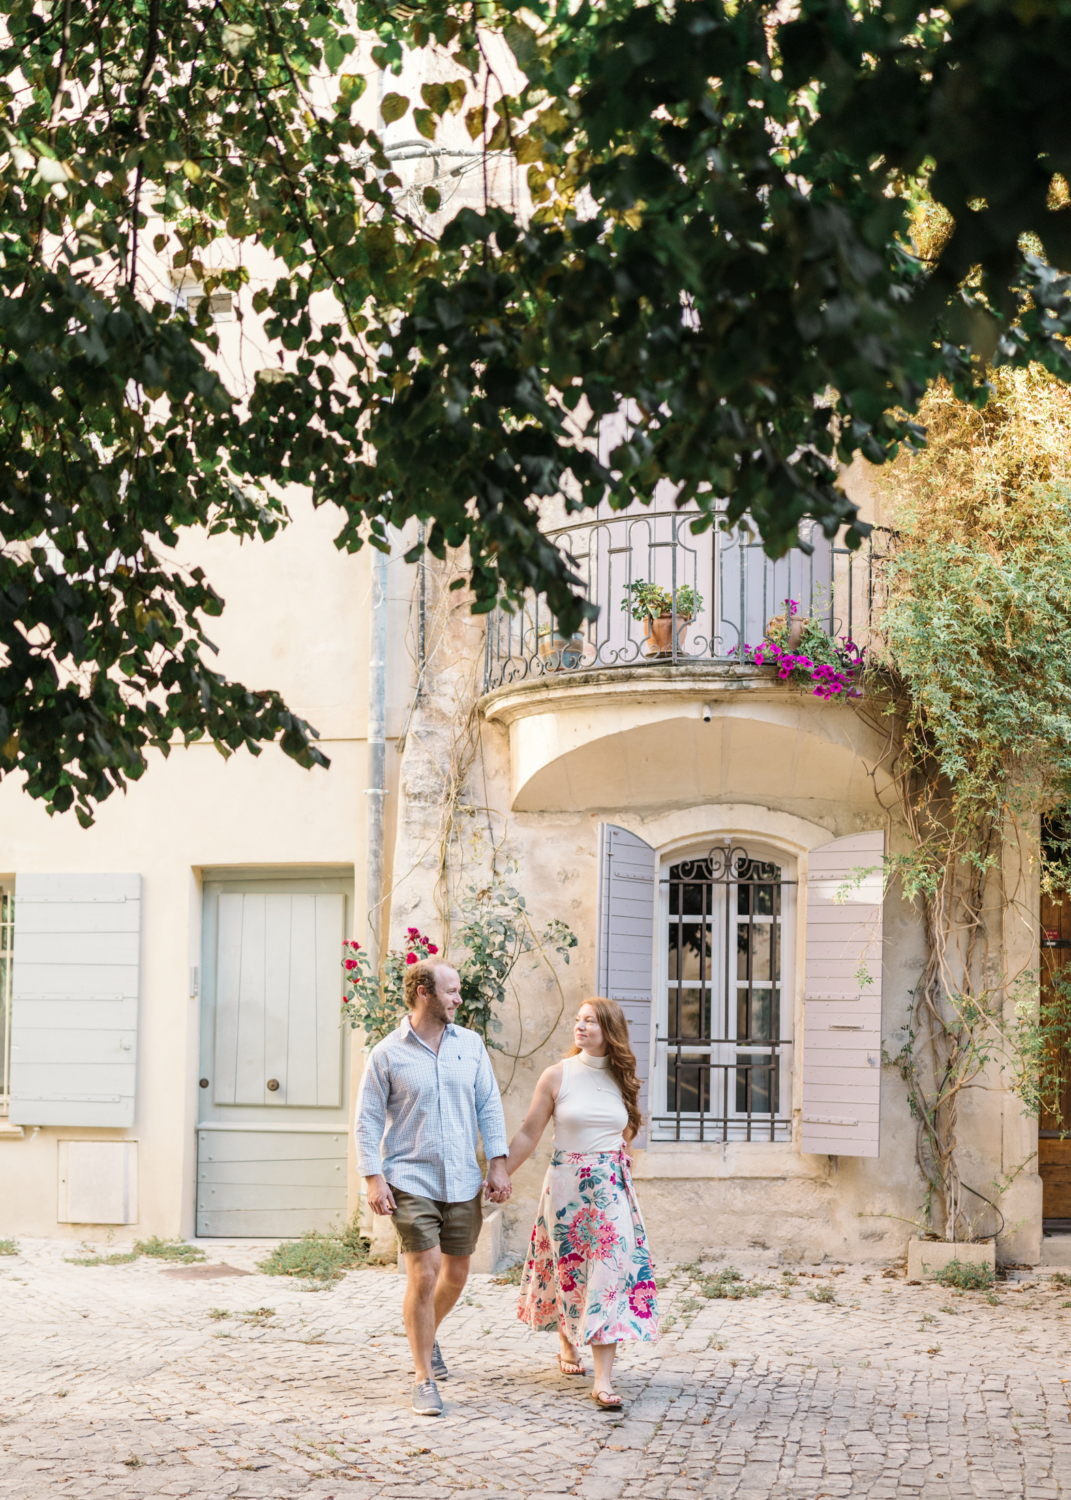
[{"xmin": 872, "ymin": 359, "xmax": 1071, "ymax": 1241}]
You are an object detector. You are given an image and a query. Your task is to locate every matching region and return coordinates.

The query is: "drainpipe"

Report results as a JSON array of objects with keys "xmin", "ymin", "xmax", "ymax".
[{"xmin": 365, "ymin": 542, "xmax": 389, "ymax": 965}]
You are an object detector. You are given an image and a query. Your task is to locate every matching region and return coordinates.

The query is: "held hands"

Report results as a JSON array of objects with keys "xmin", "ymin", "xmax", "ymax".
[
  {"xmin": 365, "ymin": 1175, "xmax": 396, "ymax": 1216},
  {"xmin": 483, "ymin": 1158, "xmax": 513, "ymax": 1205}
]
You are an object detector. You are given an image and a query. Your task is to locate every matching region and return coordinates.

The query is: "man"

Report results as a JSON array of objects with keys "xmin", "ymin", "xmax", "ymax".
[{"xmin": 355, "ymin": 956, "xmax": 512, "ymax": 1416}]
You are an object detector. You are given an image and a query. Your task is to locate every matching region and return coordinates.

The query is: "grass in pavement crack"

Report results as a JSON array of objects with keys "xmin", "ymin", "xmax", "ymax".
[{"xmin": 257, "ymin": 1215, "xmax": 369, "ymax": 1284}]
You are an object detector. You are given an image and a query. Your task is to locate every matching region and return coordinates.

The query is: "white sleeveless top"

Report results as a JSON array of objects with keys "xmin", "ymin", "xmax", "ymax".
[{"xmin": 552, "ymin": 1053, "xmax": 628, "ymax": 1153}]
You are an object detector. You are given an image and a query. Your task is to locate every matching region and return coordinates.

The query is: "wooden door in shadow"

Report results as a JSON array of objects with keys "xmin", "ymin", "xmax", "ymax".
[{"xmin": 1039, "ymin": 886, "xmax": 1071, "ymax": 1226}]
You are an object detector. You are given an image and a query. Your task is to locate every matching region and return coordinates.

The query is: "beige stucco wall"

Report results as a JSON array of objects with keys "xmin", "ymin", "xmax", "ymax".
[{"xmin": 0, "ymin": 498, "xmax": 419, "ymax": 1240}]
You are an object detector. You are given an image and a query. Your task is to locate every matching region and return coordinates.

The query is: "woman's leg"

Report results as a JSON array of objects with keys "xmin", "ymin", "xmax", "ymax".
[
  {"xmin": 591, "ymin": 1341, "xmax": 619, "ymax": 1399},
  {"xmin": 558, "ymin": 1327, "xmax": 584, "ymax": 1372}
]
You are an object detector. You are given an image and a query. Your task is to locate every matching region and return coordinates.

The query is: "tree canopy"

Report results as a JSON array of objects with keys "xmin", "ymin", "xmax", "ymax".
[{"xmin": 5, "ymin": 0, "xmax": 1071, "ymax": 818}]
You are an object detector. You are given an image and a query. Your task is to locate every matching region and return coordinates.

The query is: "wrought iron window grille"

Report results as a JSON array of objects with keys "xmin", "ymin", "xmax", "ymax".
[{"xmin": 654, "ymin": 845, "xmax": 794, "ymax": 1144}]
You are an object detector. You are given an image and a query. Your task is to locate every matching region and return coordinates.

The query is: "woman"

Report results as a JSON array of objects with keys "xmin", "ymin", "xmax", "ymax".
[{"xmin": 506, "ymin": 997, "xmax": 659, "ymax": 1410}]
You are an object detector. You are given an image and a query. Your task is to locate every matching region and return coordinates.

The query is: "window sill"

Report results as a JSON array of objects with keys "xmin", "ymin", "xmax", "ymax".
[
  {"xmin": 632, "ymin": 1138, "xmax": 828, "ymax": 1180},
  {"xmin": 0, "ymin": 1120, "xmax": 25, "ymax": 1138}
]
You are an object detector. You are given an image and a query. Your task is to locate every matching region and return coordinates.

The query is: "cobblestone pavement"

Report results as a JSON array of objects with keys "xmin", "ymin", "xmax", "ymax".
[{"xmin": 2, "ymin": 1238, "xmax": 1071, "ymax": 1499}]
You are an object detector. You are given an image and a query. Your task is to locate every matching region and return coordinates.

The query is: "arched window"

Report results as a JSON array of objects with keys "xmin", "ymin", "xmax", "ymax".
[{"xmin": 654, "ymin": 844, "xmax": 795, "ymax": 1143}]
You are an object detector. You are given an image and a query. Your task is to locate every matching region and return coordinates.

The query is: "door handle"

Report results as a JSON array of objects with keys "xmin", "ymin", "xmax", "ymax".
[{"xmin": 267, "ymin": 1079, "xmax": 280, "ymax": 1092}]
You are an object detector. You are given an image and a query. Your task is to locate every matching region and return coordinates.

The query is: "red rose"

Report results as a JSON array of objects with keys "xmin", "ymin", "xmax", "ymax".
[
  {"xmin": 405, "ymin": 952, "xmax": 417, "ymax": 965},
  {"xmin": 427, "ymin": 943, "xmax": 438, "ymax": 954},
  {"xmin": 344, "ymin": 960, "xmax": 357, "ymax": 970}
]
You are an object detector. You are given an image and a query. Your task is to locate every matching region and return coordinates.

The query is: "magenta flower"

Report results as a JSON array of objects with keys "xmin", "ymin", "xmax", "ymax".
[{"xmin": 628, "ymin": 1280, "xmax": 657, "ymax": 1319}]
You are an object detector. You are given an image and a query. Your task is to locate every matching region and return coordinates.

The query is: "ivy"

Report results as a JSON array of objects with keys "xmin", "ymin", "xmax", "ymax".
[
  {"xmin": 872, "ymin": 364, "xmax": 1071, "ymax": 1240},
  {"xmin": 342, "ymin": 880, "xmax": 577, "ymax": 1048}
]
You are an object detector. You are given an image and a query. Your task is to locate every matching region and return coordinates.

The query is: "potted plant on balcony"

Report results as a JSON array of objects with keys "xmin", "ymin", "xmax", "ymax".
[
  {"xmin": 738, "ymin": 598, "xmax": 865, "ymax": 699},
  {"xmin": 622, "ymin": 580, "xmax": 704, "ymax": 656},
  {"xmin": 536, "ymin": 620, "xmax": 583, "ymax": 670}
]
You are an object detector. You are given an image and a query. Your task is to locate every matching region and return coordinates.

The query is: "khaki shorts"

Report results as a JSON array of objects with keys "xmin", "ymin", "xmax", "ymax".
[{"xmin": 388, "ymin": 1185, "xmax": 484, "ymax": 1256}]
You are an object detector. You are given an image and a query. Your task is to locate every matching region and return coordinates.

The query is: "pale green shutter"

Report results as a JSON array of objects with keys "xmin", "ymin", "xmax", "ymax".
[{"xmin": 9, "ymin": 873, "xmax": 141, "ymax": 1127}]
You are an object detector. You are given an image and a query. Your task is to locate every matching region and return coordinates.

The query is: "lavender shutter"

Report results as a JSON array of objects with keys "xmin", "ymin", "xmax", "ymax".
[
  {"xmin": 597, "ymin": 824, "xmax": 657, "ymax": 1147},
  {"xmin": 801, "ymin": 831, "xmax": 885, "ymax": 1158}
]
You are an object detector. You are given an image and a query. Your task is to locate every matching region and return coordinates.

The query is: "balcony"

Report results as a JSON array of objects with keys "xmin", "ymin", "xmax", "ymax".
[{"xmin": 483, "ymin": 508, "xmax": 887, "ymax": 694}]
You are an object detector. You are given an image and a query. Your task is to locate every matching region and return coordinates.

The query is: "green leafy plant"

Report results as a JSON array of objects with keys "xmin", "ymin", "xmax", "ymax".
[
  {"xmin": 343, "ymin": 875, "xmax": 576, "ymax": 1049},
  {"xmin": 621, "ymin": 580, "xmax": 704, "ymax": 623},
  {"xmin": 870, "ymin": 376, "xmax": 1071, "ymax": 1240},
  {"xmin": 696, "ymin": 1266, "xmax": 770, "ymax": 1299},
  {"xmin": 64, "ymin": 1251, "xmax": 139, "ymax": 1267},
  {"xmin": 134, "ymin": 1237, "xmax": 206, "ymax": 1263},
  {"xmin": 342, "ymin": 929, "xmax": 439, "ymax": 1045},
  {"xmin": 256, "ymin": 1216, "xmax": 370, "ymax": 1285},
  {"xmin": 64, "ymin": 1236, "xmax": 204, "ymax": 1267},
  {"xmin": 0, "ymin": 1238, "xmax": 18, "ymax": 1256},
  {"xmin": 491, "ymin": 1263, "xmax": 525, "ymax": 1286},
  {"xmin": 739, "ymin": 600, "xmax": 866, "ymax": 699},
  {"xmin": 809, "ymin": 1285, "xmax": 836, "ymax": 1304},
  {"xmin": 454, "ymin": 876, "xmax": 577, "ymax": 1049},
  {"xmin": 933, "ymin": 1259, "xmax": 994, "ymax": 1291}
]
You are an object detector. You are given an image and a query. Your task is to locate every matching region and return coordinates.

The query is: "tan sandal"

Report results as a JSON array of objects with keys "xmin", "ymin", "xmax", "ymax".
[
  {"xmin": 591, "ymin": 1388, "xmax": 623, "ymax": 1410},
  {"xmin": 558, "ymin": 1351, "xmax": 585, "ymax": 1376}
]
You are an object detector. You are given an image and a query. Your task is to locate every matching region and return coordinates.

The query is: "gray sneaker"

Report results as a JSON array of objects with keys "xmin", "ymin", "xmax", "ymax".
[
  {"xmin": 431, "ymin": 1340, "xmax": 449, "ymax": 1381},
  {"xmin": 411, "ymin": 1379, "xmax": 443, "ymax": 1416}
]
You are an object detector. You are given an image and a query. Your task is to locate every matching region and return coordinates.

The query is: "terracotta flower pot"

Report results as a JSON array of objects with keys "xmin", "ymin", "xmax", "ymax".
[
  {"xmin": 538, "ymin": 633, "xmax": 583, "ymax": 670},
  {"xmin": 643, "ymin": 613, "xmax": 691, "ymax": 657},
  {"xmin": 766, "ymin": 613, "xmax": 809, "ymax": 649}
]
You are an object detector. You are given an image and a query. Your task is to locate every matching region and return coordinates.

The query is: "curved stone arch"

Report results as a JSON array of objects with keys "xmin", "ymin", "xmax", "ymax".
[
  {"xmin": 506, "ymin": 709, "xmax": 888, "ymax": 814},
  {"xmin": 481, "ymin": 672, "xmax": 892, "ymax": 815}
]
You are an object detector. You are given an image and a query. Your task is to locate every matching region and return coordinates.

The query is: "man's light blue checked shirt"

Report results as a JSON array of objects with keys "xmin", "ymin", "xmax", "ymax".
[{"xmin": 355, "ymin": 1016, "xmax": 509, "ymax": 1202}]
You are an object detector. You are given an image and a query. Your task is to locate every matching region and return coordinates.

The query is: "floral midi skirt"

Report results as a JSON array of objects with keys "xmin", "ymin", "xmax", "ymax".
[{"xmin": 517, "ymin": 1148, "xmax": 659, "ymax": 1346}]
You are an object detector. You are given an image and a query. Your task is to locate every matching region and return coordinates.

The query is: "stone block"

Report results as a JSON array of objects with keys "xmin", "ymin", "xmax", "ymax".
[
  {"xmin": 470, "ymin": 1208, "xmax": 506, "ymax": 1274},
  {"xmin": 906, "ymin": 1238, "xmax": 995, "ymax": 1281},
  {"xmin": 1039, "ymin": 1235, "xmax": 1071, "ymax": 1269}
]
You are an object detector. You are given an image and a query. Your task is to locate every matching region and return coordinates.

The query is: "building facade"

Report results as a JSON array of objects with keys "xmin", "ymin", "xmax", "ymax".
[{"xmin": 0, "ymin": 464, "xmax": 1053, "ymax": 1269}]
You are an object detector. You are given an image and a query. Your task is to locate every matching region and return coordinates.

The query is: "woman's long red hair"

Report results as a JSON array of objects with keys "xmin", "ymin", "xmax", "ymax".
[{"xmin": 565, "ymin": 997, "xmax": 643, "ymax": 1143}]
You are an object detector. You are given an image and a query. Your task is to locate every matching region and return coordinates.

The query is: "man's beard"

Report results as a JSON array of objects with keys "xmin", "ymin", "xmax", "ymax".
[{"xmin": 425, "ymin": 990, "xmax": 451, "ymax": 1026}]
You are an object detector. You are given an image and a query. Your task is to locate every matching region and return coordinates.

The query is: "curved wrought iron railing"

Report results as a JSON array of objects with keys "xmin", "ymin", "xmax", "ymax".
[{"xmin": 483, "ymin": 507, "xmax": 890, "ymax": 693}]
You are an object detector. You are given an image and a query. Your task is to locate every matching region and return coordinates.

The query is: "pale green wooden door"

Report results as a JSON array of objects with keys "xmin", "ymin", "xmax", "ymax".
[{"xmin": 197, "ymin": 873, "xmax": 351, "ymax": 1238}]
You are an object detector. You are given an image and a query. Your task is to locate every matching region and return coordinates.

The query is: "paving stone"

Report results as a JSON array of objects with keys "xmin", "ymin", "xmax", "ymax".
[{"xmin": 0, "ymin": 1241, "xmax": 1069, "ymax": 1496}]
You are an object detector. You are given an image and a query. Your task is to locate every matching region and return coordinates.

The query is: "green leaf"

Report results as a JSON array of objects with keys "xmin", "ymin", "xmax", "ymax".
[
  {"xmin": 380, "ymin": 93, "xmax": 410, "ymax": 125},
  {"xmin": 340, "ymin": 73, "xmax": 367, "ymax": 103},
  {"xmin": 422, "ymin": 185, "xmax": 442, "ymax": 212},
  {"xmin": 413, "ymin": 108, "xmax": 436, "ymax": 141}
]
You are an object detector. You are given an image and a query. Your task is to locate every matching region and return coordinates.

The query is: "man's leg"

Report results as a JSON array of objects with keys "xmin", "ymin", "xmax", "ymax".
[
  {"xmin": 433, "ymin": 1253, "xmax": 471, "ymax": 1333},
  {"xmin": 403, "ymin": 1247, "xmax": 441, "ymax": 1382}
]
